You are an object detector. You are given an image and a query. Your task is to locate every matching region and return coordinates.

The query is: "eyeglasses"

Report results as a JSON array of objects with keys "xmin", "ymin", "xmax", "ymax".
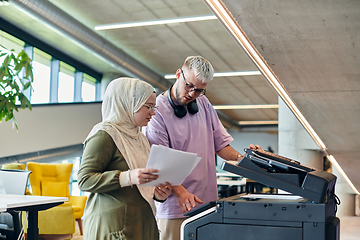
[
  {"xmin": 143, "ymin": 104, "xmax": 159, "ymax": 112},
  {"xmin": 181, "ymin": 69, "xmax": 206, "ymax": 96}
]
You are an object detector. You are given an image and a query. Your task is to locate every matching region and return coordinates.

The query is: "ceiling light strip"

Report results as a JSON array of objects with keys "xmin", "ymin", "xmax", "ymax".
[
  {"xmin": 214, "ymin": 71, "xmax": 261, "ymax": 77},
  {"xmin": 164, "ymin": 70, "xmax": 261, "ymax": 79},
  {"xmin": 239, "ymin": 120, "xmax": 278, "ymax": 125},
  {"xmin": 213, "ymin": 104, "xmax": 278, "ymax": 110},
  {"xmin": 95, "ymin": 15, "xmax": 217, "ymax": 30},
  {"xmin": 205, "ymin": 0, "xmax": 358, "ymax": 194}
]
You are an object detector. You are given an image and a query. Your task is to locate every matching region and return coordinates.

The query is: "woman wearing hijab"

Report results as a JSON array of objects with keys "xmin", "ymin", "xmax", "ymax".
[{"xmin": 78, "ymin": 77, "xmax": 172, "ymax": 240}]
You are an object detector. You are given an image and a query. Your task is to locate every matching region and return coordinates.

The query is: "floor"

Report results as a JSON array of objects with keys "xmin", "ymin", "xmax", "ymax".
[
  {"xmin": 71, "ymin": 221, "xmax": 82, "ymax": 240},
  {"xmin": 70, "ymin": 216, "xmax": 360, "ymax": 240},
  {"xmin": 339, "ymin": 216, "xmax": 360, "ymax": 240}
]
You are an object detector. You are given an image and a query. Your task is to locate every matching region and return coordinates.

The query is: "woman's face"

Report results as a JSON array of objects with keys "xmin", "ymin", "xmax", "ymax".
[{"xmin": 133, "ymin": 93, "xmax": 157, "ymax": 127}]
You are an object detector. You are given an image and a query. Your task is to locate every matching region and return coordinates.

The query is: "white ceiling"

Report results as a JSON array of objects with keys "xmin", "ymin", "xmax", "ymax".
[{"xmin": 0, "ymin": 0, "xmax": 359, "ymax": 192}]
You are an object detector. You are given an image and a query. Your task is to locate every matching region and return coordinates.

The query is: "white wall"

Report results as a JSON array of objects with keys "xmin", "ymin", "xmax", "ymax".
[
  {"xmin": 228, "ymin": 129, "xmax": 278, "ymax": 154},
  {"xmin": 0, "ymin": 102, "xmax": 278, "ymax": 163},
  {"xmin": 217, "ymin": 129, "xmax": 278, "ymax": 170},
  {"xmin": 0, "ymin": 103, "xmax": 101, "ymax": 158}
]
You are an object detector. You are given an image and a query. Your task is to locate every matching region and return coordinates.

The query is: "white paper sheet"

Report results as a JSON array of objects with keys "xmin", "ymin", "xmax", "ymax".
[{"xmin": 142, "ymin": 145, "xmax": 201, "ymax": 186}]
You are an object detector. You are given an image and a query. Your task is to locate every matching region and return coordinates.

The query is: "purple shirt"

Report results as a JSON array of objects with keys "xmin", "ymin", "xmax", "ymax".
[{"xmin": 143, "ymin": 94, "xmax": 233, "ymax": 219}]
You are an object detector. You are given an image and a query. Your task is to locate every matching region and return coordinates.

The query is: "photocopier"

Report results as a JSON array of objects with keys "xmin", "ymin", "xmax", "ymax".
[{"xmin": 181, "ymin": 148, "xmax": 340, "ymax": 240}]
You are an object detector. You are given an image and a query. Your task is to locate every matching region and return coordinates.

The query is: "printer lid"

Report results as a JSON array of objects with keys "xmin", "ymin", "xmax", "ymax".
[{"xmin": 221, "ymin": 148, "xmax": 337, "ymax": 203}]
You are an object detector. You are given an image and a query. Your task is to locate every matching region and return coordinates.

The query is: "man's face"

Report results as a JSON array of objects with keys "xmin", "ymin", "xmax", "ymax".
[{"xmin": 175, "ymin": 68, "xmax": 208, "ymax": 106}]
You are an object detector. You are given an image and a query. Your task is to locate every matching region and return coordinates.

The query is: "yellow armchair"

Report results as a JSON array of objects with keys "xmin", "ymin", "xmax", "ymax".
[
  {"xmin": 1, "ymin": 163, "xmax": 26, "ymax": 170},
  {"xmin": 23, "ymin": 202, "xmax": 75, "ymax": 238},
  {"xmin": 26, "ymin": 162, "xmax": 87, "ymax": 235}
]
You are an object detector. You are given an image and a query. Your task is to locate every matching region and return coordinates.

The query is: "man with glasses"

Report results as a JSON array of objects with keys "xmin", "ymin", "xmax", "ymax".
[{"xmin": 143, "ymin": 56, "xmax": 260, "ymax": 240}]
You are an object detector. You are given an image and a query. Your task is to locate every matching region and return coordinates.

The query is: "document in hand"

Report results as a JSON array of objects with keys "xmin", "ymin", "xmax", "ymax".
[{"xmin": 142, "ymin": 145, "xmax": 201, "ymax": 187}]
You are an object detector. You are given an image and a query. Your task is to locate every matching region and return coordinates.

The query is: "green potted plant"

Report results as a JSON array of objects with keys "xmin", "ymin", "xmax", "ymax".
[{"xmin": 0, "ymin": 44, "xmax": 33, "ymax": 130}]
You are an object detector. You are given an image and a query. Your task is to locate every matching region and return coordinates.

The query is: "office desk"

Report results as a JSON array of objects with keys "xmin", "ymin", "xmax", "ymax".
[
  {"xmin": 217, "ymin": 172, "xmax": 247, "ymax": 198},
  {"xmin": 0, "ymin": 194, "xmax": 67, "ymax": 240},
  {"xmin": 217, "ymin": 175, "xmax": 246, "ymax": 186}
]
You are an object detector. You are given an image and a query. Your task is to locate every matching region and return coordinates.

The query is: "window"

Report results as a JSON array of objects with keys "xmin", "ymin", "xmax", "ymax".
[
  {"xmin": 31, "ymin": 48, "xmax": 51, "ymax": 104},
  {"xmin": 0, "ymin": 30, "xmax": 24, "ymax": 54},
  {"xmin": 58, "ymin": 62, "xmax": 75, "ymax": 103},
  {"xmin": 1, "ymin": 30, "xmax": 100, "ymax": 105},
  {"xmin": 82, "ymin": 73, "xmax": 96, "ymax": 102}
]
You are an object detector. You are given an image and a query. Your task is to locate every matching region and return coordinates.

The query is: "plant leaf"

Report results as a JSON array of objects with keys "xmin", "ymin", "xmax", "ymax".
[
  {"xmin": 0, "ymin": 66, "xmax": 5, "ymax": 80},
  {"xmin": 0, "ymin": 100, "xmax": 6, "ymax": 110},
  {"xmin": 14, "ymin": 60, "xmax": 25, "ymax": 72},
  {"xmin": 1, "ymin": 48, "xmax": 33, "ymax": 130},
  {"xmin": 3, "ymin": 55, "xmax": 10, "ymax": 67},
  {"xmin": 12, "ymin": 116, "xmax": 18, "ymax": 131},
  {"xmin": 20, "ymin": 95, "xmax": 27, "ymax": 109},
  {"xmin": 23, "ymin": 81, "xmax": 31, "ymax": 90},
  {"xmin": 0, "ymin": 110, "xmax": 4, "ymax": 122}
]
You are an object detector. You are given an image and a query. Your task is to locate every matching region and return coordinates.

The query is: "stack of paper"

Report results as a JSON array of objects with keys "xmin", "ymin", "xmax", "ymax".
[{"xmin": 142, "ymin": 145, "xmax": 201, "ymax": 186}]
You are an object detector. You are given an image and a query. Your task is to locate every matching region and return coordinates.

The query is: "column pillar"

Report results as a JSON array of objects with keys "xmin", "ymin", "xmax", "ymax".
[
  {"xmin": 278, "ymin": 96, "xmax": 322, "ymax": 169},
  {"xmin": 332, "ymin": 166, "xmax": 356, "ymax": 216},
  {"xmin": 279, "ymin": 97, "xmax": 356, "ymax": 216},
  {"xmin": 49, "ymin": 58, "xmax": 60, "ymax": 103},
  {"xmin": 23, "ymin": 44, "xmax": 33, "ymax": 101},
  {"xmin": 73, "ymin": 71, "xmax": 83, "ymax": 102}
]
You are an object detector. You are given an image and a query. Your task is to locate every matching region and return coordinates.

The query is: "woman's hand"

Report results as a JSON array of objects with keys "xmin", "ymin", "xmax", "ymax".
[
  {"xmin": 154, "ymin": 182, "xmax": 172, "ymax": 201},
  {"xmin": 129, "ymin": 168, "xmax": 159, "ymax": 185}
]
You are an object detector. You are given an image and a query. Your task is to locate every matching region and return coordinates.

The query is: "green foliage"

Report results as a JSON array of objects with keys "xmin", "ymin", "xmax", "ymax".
[{"xmin": 0, "ymin": 44, "xmax": 33, "ymax": 130}]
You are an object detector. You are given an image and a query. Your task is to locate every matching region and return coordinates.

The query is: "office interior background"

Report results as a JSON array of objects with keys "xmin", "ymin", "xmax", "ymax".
[{"xmin": 0, "ymin": 0, "xmax": 359, "ymax": 239}]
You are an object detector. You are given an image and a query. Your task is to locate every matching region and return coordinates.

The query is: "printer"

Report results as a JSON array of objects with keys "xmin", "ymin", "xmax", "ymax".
[{"xmin": 181, "ymin": 148, "xmax": 340, "ymax": 240}]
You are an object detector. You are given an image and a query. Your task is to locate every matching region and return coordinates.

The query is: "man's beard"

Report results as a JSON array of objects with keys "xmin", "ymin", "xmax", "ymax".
[{"xmin": 175, "ymin": 86, "xmax": 187, "ymax": 106}]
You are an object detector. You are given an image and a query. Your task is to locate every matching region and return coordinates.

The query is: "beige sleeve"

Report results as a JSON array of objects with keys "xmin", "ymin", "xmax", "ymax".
[{"xmin": 119, "ymin": 170, "xmax": 132, "ymax": 187}]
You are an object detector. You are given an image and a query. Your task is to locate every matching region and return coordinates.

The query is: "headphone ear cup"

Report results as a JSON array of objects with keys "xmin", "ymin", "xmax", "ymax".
[
  {"xmin": 174, "ymin": 105, "xmax": 187, "ymax": 118},
  {"xmin": 187, "ymin": 100, "xmax": 198, "ymax": 114},
  {"xmin": 168, "ymin": 86, "xmax": 187, "ymax": 118}
]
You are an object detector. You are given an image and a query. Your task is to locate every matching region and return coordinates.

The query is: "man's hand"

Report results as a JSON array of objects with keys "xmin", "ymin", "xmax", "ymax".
[
  {"xmin": 172, "ymin": 185, "xmax": 203, "ymax": 213},
  {"xmin": 154, "ymin": 182, "xmax": 172, "ymax": 201},
  {"xmin": 248, "ymin": 144, "xmax": 262, "ymax": 150}
]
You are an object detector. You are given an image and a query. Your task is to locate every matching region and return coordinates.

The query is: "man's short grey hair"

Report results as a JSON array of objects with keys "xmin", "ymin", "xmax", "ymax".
[{"xmin": 183, "ymin": 56, "xmax": 214, "ymax": 84}]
